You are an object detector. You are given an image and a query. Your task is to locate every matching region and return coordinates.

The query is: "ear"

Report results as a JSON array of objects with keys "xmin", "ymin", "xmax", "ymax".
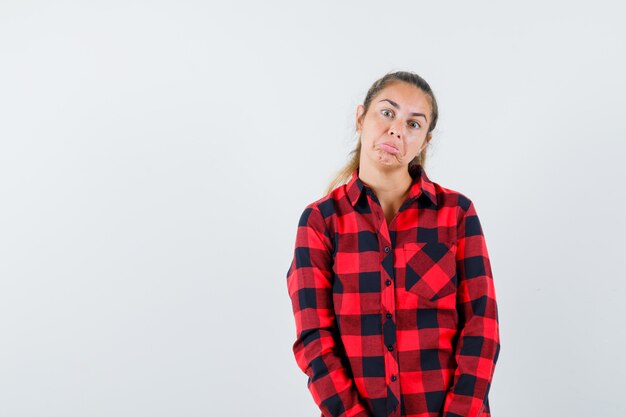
[{"xmin": 355, "ymin": 104, "xmax": 365, "ymax": 132}]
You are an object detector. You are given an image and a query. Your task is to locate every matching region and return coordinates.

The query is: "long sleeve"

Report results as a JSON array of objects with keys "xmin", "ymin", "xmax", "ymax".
[
  {"xmin": 286, "ymin": 205, "xmax": 372, "ymax": 417},
  {"xmin": 442, "ymin": 199, "xmax": 501, "ymax": 417}
]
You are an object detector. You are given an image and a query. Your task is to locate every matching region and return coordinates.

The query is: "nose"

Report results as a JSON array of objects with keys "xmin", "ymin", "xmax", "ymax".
[{"xmin": 388, "ymin": 122, "xmax": 402, "ymax": 139}]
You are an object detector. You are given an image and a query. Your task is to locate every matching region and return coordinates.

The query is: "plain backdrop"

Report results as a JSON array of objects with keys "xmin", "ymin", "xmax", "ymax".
[{"xmin": 1, "ymin": 1, "xmax": 625, "ymax": 416}]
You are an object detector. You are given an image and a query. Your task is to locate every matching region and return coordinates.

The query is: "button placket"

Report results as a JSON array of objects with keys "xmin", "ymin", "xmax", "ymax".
[{"xmin": 372, "ymin": 200, "xmax": 400, "ymax": 413}]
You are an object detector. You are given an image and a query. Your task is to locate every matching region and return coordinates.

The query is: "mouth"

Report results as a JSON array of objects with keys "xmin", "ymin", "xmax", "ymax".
[{"xmin": 378, "ymin": 142, "xmax": 400, "ymax": 155}]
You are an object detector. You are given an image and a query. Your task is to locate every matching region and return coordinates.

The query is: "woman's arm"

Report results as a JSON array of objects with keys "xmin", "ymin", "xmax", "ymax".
[
  {"xmin": 286, "ymin": 205, "xmax": 372, "ymax": 417},
  {"xmin": 442, "ymin": 197, "xmax": 501, "ymax": 417}
]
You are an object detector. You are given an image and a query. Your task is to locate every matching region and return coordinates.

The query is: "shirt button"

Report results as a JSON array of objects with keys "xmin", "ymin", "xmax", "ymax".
[
  {"xmin": 384, "ymin": 246, "xmax": 390, "ymax": 253},
  {"xmin": 386, "ymin": 313, "xmax": 392, "ymax": 319},
  {"xmin": 391, "ymin": 375, "xmax": 397, "ymax": 382},
  {"xmin": 387, "ymin": 345, "xmax": 394, "ymax": 351},
  {"xmin": 385, "ymin": 279, "xmax": 392, "ymax": 286}
]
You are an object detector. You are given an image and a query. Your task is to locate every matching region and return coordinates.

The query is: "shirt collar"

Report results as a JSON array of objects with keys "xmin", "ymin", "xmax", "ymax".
[{"xmin": 345, "ymin": 164, "xmax": 437, "ymax": 208}]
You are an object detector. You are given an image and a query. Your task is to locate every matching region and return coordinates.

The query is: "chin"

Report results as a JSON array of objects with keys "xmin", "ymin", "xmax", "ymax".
[{"xmin": 376, "ymin": 156, "xmax": 400, "ymax": 167}]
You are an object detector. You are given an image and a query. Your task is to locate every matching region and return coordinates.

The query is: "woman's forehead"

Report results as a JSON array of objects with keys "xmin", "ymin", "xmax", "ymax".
[{"xmin": 374, "ymin": 83, "xmax": 431, "ymax": 112}]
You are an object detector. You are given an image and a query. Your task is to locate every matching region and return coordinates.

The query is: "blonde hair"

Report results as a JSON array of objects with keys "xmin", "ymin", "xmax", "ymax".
[{"xmin": 324, "ymin": 70, "xmax": 439, "ymax": 196}]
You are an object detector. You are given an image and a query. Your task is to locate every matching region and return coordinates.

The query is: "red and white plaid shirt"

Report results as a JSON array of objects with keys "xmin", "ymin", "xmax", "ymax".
[{"xmin": 286, "ymin": 165, "xmax": 500, "ymax": 417}]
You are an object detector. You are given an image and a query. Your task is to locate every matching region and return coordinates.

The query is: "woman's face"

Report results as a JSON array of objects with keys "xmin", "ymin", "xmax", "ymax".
[{"xmin": 356, "ymin": 81, "xmax": 432, "ymax": 172}]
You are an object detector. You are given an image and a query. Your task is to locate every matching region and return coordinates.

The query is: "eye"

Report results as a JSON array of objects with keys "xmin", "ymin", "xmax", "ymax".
[
  {"xmin": 409, "ymin": 121, "xmax": 421, "ymax": 129},
  {"xmin": 381, "ymin": 109, "xmax": 394, "ymax": 118}
]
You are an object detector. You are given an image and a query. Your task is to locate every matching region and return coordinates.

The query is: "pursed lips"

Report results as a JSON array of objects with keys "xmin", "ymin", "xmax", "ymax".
[{"xmin": 379, "ymin": 141, "xmax": 400, "ymax": 154}]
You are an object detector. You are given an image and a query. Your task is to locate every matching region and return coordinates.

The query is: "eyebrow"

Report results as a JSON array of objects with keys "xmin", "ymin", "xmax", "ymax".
[{"xmin": 378, "ymin": 98, "xmax": 428, "ymax": 121}]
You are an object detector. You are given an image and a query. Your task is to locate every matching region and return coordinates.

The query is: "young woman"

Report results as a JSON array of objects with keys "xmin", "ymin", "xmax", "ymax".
[{"xmin": 286, "ymin": 71, "xmax": 501, "ymax": 417}]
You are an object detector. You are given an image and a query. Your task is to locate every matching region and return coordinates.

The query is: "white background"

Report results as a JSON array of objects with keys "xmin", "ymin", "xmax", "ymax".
[{"xmin": 1, "ymin": 1, "xmax": 624, "ymax": 416}]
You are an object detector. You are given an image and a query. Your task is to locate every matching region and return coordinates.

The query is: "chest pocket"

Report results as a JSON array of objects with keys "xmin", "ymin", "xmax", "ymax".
[{"xmin": 403, "ymin": 241, "xmax": 458, "ymax": 302}]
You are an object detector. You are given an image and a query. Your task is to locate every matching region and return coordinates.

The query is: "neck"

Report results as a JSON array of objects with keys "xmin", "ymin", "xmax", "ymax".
[{"xmin": 358, "ymin": 165, "xmax": 413, "ymax": 200}]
